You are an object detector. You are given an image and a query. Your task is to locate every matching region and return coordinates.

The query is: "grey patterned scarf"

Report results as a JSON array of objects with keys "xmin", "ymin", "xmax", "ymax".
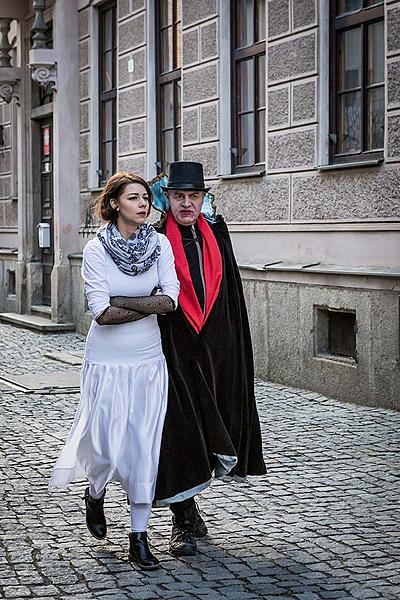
[{"xmin": 97, "ymin": 222, "xmax": 161, "ymax": 276}]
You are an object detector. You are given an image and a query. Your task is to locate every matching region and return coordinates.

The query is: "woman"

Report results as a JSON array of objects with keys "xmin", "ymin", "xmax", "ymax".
[{"xmin": 50, "ymin": 173, "xmax": 179, "ymax": 570}]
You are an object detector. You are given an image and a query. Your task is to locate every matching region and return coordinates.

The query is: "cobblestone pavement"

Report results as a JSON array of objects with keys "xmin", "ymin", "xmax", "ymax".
[{"xmin": 0, "ymin": 322, "xmax": 399, "ymax": 600}]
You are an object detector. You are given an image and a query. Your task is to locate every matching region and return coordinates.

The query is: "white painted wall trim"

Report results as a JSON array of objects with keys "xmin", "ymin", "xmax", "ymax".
[
  {"xmin": 88, "ymin": 5, "xmax": 99, "ymax": 189},
  {"xmin": 219, "ymin": 0, "xmax": 232, "ymax": 176},
  {"xmin": 146, "ymin": 0, "xmax": 158, "ymax": 179},
  {"xmin": 318, "ymin": 0, "xmax": 330, "ymax": 167}
]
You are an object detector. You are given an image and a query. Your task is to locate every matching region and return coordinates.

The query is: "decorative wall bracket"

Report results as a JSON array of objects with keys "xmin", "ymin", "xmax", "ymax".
[
  {"xmin": 29, "ymin": 48, "xmax": 57, "ymax": 91},
  {"xmin": 0, "ymin": 67, "xmax": 21, "ymax": 103}
]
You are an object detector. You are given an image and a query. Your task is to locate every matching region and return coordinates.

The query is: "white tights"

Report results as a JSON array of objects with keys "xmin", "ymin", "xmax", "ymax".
[
  {"xmin": 130, "ymin": 502, "xmax": 152, "ymax": 533},
  {"xmin": 88, "ymin": 484, "xmax": 152, "ymax": 532}
]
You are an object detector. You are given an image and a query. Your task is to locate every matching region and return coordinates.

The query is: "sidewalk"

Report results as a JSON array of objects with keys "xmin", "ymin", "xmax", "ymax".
[{"xmin": 0, "ymin": 322, "xmax": 399, "ymax": 600}]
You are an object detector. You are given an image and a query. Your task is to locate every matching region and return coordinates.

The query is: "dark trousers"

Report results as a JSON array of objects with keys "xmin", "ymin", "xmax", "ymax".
[{"xmin": 170, "ymin": 497, "xmax": 195, "ymax": 517}]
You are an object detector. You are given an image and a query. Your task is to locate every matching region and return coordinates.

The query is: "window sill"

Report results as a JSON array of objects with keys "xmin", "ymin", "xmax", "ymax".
[
  {"xmin": 314, "ymin": 353, "xmax": 357, "ymax": 368},
  {"xmin": 218, "ymin": 170, "xmax": 265, "ymax": 180},
  {"xmin": 317, "ymin": 159, "xmax": 382, "ymax": 171}
]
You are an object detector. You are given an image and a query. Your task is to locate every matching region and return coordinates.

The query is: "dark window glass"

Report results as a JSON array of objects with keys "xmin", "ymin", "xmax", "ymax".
[
  {"xmin": 330, "ymin": 0, "xmax": 384, "ymax": 163},
  {"xmin": 156, "ymin": 0, "xmax": 182, "ymax": 172},
  {"xmin": 329, "ymin": 311, "xmax": 356, "ymax": 359},
  {"xmin": 232, "ymin": 0, "xmax": 266, "ymax": 172},
  {"xmin": 99, "ymin": 1, "xmax": 117, "ymax": 186}
]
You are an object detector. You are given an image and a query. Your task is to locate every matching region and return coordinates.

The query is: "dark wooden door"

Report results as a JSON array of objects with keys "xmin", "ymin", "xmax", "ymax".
[{"xmin": 40, "ymin": 119, "xmax": 54, "ymax": 306}]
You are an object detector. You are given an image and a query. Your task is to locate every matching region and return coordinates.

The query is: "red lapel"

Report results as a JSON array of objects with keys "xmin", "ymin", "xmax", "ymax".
[{"xmin": 166, "ymin": 213, "xmax": 223, "ymax": 333}]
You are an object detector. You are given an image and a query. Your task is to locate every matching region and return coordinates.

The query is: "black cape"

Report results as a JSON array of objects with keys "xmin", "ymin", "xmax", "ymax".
[{"xmin": 154, "ymin": 216, "xmax": 266, "ymax": 503}]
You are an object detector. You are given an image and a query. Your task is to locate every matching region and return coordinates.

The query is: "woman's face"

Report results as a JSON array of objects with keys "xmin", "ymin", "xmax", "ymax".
[{"xmin": 114, "ymin": 183, "xmax": 150, "ymax": 228}]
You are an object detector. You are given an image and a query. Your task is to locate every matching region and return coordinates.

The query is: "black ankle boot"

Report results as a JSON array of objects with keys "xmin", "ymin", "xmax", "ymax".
[
  {"xmin": 84, "ymin": 487, "xmax": 106, "ymax": 540},
  {"xmin": 128, "ymin": 532, "xmax": 160, "ymax": 570}
]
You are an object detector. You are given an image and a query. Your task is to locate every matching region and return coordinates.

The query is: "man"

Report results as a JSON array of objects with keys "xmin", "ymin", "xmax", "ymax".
[{"xmin": 113, "ymin": 161, "xmax": 266, "ymax": 556}]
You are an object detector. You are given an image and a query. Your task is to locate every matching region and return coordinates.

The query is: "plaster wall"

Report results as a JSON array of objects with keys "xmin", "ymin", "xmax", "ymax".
[{"xmin": 242, "ymin": 275, "xmax": 400, "ymax": 411}]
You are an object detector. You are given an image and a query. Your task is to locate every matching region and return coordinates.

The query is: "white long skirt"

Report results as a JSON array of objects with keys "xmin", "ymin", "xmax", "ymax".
[{"xmin": 49, "ymin": 357, "xmax": 168, "ymax": 504}]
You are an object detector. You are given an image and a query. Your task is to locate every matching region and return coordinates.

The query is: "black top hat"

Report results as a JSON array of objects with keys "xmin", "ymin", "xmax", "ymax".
[{"xmin": 161, "ymin": 161, "xmax": 210, "ymax": 192}]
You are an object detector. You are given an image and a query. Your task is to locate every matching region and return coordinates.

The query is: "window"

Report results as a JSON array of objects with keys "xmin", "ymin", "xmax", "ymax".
[
  {"xmin": 98, "ymin": 1, "xmax": 117, "ymax": 186},
  {"xmin": 156, "ymin": 0, "xmax": 182, "ymax": 173},
  {"xmin": 329, "ymin": 1, "xmax": 384, "ymax": 164},
  {"xmin": 315, "ymin": 307, "xmax": 357, "ymax": 363},
  {"xmin": 232, "ymin": 0, "xmax": 266, "ymax": 173}
]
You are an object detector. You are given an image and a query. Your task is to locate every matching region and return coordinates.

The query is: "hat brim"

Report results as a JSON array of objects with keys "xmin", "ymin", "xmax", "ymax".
[{"xmin": 161, "ymin": 184, "xmax": 210, "ymax": 193}]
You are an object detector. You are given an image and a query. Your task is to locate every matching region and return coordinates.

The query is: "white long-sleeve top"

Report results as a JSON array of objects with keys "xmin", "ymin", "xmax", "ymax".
[{"xmin": 81, "ymin": 233, "xmax": 179, "ymax": 365}]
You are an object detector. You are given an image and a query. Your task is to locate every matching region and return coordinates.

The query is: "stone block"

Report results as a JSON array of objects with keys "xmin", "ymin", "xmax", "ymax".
[
  {"xmin": 117, "ymin": 154, "xmax": 146, "ymax": 177},
  {"xmin": 118, "ymin": 85, "xmax": 146, "ymax": 120},
  {"xmin": 200, "ymin": 20, "xmax": 218, "ymax": 60},
  {"xmin": 292, "ymin": 0, "xmax": 316, "ymax": 30},
  {"xmin": 2, "ymin": 124, "xmax": 11, "ymax": 147},
  {"xmin": 183, "ymin": 144, "xmax": 218, "ymax": 178},
  {"xmin": 267, "ymin": 282, "xmax": 303, "ymax": 386},
  {"xmin": 297, "ymin": 286, "xmax": 371, "ymax": 401},
  {"xmin": 388, "ymin": 59, "xmax": 400, "ymax": 107},
  {"xmin": 118, "ymin": 0, "xmax": 130, "ymax": 19},
  {"xmin": 119, "ymin": 48, "xmax": 146, "ymax": 86},
  {"xmin": 387, "ymin": 114, "xmax": 400, "ymax": 159},
  {"xmin": 370, "ymin": 292, "xmax": 400, "ymax": 409},
  {"xmin": 292, "ymin": 79, "xmax": 316, "ymax": 124},
  {"xmin": 268, "ymin": 127, "xmax": 316, "ymax": 171},
  {"xmin": 387, "ymin": 5, "xmax": 400, "ymax": 54},
  {"xmin": 1, "ymin": 103, "xmax": 10, "ymax": 123},
  {"xmin": 183, "ymin": 63, "xmax": 218, "ymax": 105},
  {"xmin": 268, "ymin": 86, "xmax": 290, "ymax": 129},
  {"xmin": 119, "ymin": 0, "xmax": 144, "ymax": 20},
  {"xmin": 118, "ymin": 13, "xmax": 145, "ymax": 54},
  {"xmin": 80, "ymin": 164, "xmax": 89, "ymax": 191},
  {"xmin": 3, "ymin": 200, "xmax": 17, "ymax": 226},
  {"xmin": 182, "ymin": 0, "xmax": 217, "ymax": 28},
  {"xmin": 242, "ymin": 280, "xmax": 268, "ymax": 376},
  {"xmin": 182, "ymin": 108, "xmax": 199, "ymax": 144},
  {"xmin": 79, "ymin": 39, "xmax": 89, "ymax": 70},
  {"xmin": 79, "ymin": 8, "xmax": 89, "ymax": 39},
  {"xmin": 292, "ymin": 166, "xmax": 400, "ymax": 220},
  {"xmin": 183, "ymin": 28, "xmax": 199, "ymax": 66},
  {"xmin": 269, "ymin": 32, "xmax": 316, "ymax": 83},
  {"xmin": 118, "ymin": 119, "xmax": 146, "ymax": 155},
  {"xmin": 214, "ymin": 175, "xmax": 290, "ymax": 222},
  {"xmin": 0, "ymin": 175, "xmax": 11, "ymax": 199},
  {"xmin": 79, "ymin": 133, "xmax": 89, "ymax": 162},
  {"xmin": 0, "ymin": 150, "xmax": 11, "ymax": 174},
  {"xmin": 80, "ymin": 69, "xmax": 90, "ymax": 100},
  {"xmin": 200, "ymin": 103, "xmax": 218, "ymax": 140},
  {"xmin": 268, "ymin": 0, "xmax": 290, "ymax": 39},
  {"xmin": 79, "ymin": 191, "xmax": 92, "ymax": 228},
  {"xmin": 80, "ymin": 102, "xmax": 89, "ymax": 132}
]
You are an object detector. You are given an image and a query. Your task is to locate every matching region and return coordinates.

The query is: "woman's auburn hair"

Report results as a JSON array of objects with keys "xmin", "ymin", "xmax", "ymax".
[{"xmin": 96, "ymin": 172, "xmax": 153, "ymax": 222}]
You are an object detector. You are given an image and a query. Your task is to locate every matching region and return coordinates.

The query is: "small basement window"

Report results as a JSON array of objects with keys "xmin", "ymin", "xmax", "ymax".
[
  {"xmin": 315, "ymin": 306, "xmax": 357, "ymax": 363},
  {"xmin": 7, "ymin": 269, "xmax": 16, "ymax": 296}
]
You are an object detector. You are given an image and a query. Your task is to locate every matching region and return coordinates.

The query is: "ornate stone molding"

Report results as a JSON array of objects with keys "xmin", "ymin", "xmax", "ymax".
[
  {"xmin": 0, "ymin": 67, "xmax": 21, "ymax": 103},
  {"xmin": 29, "ymin": 48, "xmax": 57, "ymax": 91},
  {"xmin": 0, "ymin": 81, "xmax": 18, "ymax": 103},
  {"xmin": 31, "ymin": 64, "xmax": 56, "ymax": 90}
]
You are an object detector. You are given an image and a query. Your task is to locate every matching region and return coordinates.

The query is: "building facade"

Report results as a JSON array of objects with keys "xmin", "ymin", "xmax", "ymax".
[{"xmin": 0, "ymin": 0, "xmax": 399, "ymax": 409}]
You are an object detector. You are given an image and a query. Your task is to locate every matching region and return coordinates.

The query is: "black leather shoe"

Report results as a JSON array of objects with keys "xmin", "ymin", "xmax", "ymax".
[
  {"xmin": 169, "ymin": 518, "xmax": 198, "ymax": 556},
  {"xmin": 84, "ymin": 487, "xmax": 106, "ymax": 540},
  {"xmin": 128, "ymin": 532, "xmax": 160, "ymax": 570}
]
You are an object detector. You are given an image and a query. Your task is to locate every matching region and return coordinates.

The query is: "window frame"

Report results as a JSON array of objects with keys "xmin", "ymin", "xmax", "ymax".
[
  {"xmin": 155, "ymin": 0, "xmax": 182, "ymax": 173},
  {"xmin": 231, "ymin": 0, "xmax": 266, "ymax": 174},
  {"xmin": 98, "ymin": 0, "xmax": 117, "ymax": 187},
  {"xmin": 329, "ymin": 1, "xmax": 385, "ymax": 165}
]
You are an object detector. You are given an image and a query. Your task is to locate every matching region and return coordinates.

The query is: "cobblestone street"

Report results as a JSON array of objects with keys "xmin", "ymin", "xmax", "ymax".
[{"xmin": 0, "ymin": 322, "xmax": 399, "ymax": 600}]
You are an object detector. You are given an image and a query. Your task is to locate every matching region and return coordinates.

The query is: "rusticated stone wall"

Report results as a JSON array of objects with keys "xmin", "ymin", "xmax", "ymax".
[{"xmin": 181, "ymin": 0, "xmax": 219, "ymax": 178}]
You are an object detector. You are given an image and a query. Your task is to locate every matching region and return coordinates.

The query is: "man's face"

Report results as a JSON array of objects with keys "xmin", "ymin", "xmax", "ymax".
[{"xmin": 168, "ymin": 190, "xmax": 205, "ymax": 226}]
